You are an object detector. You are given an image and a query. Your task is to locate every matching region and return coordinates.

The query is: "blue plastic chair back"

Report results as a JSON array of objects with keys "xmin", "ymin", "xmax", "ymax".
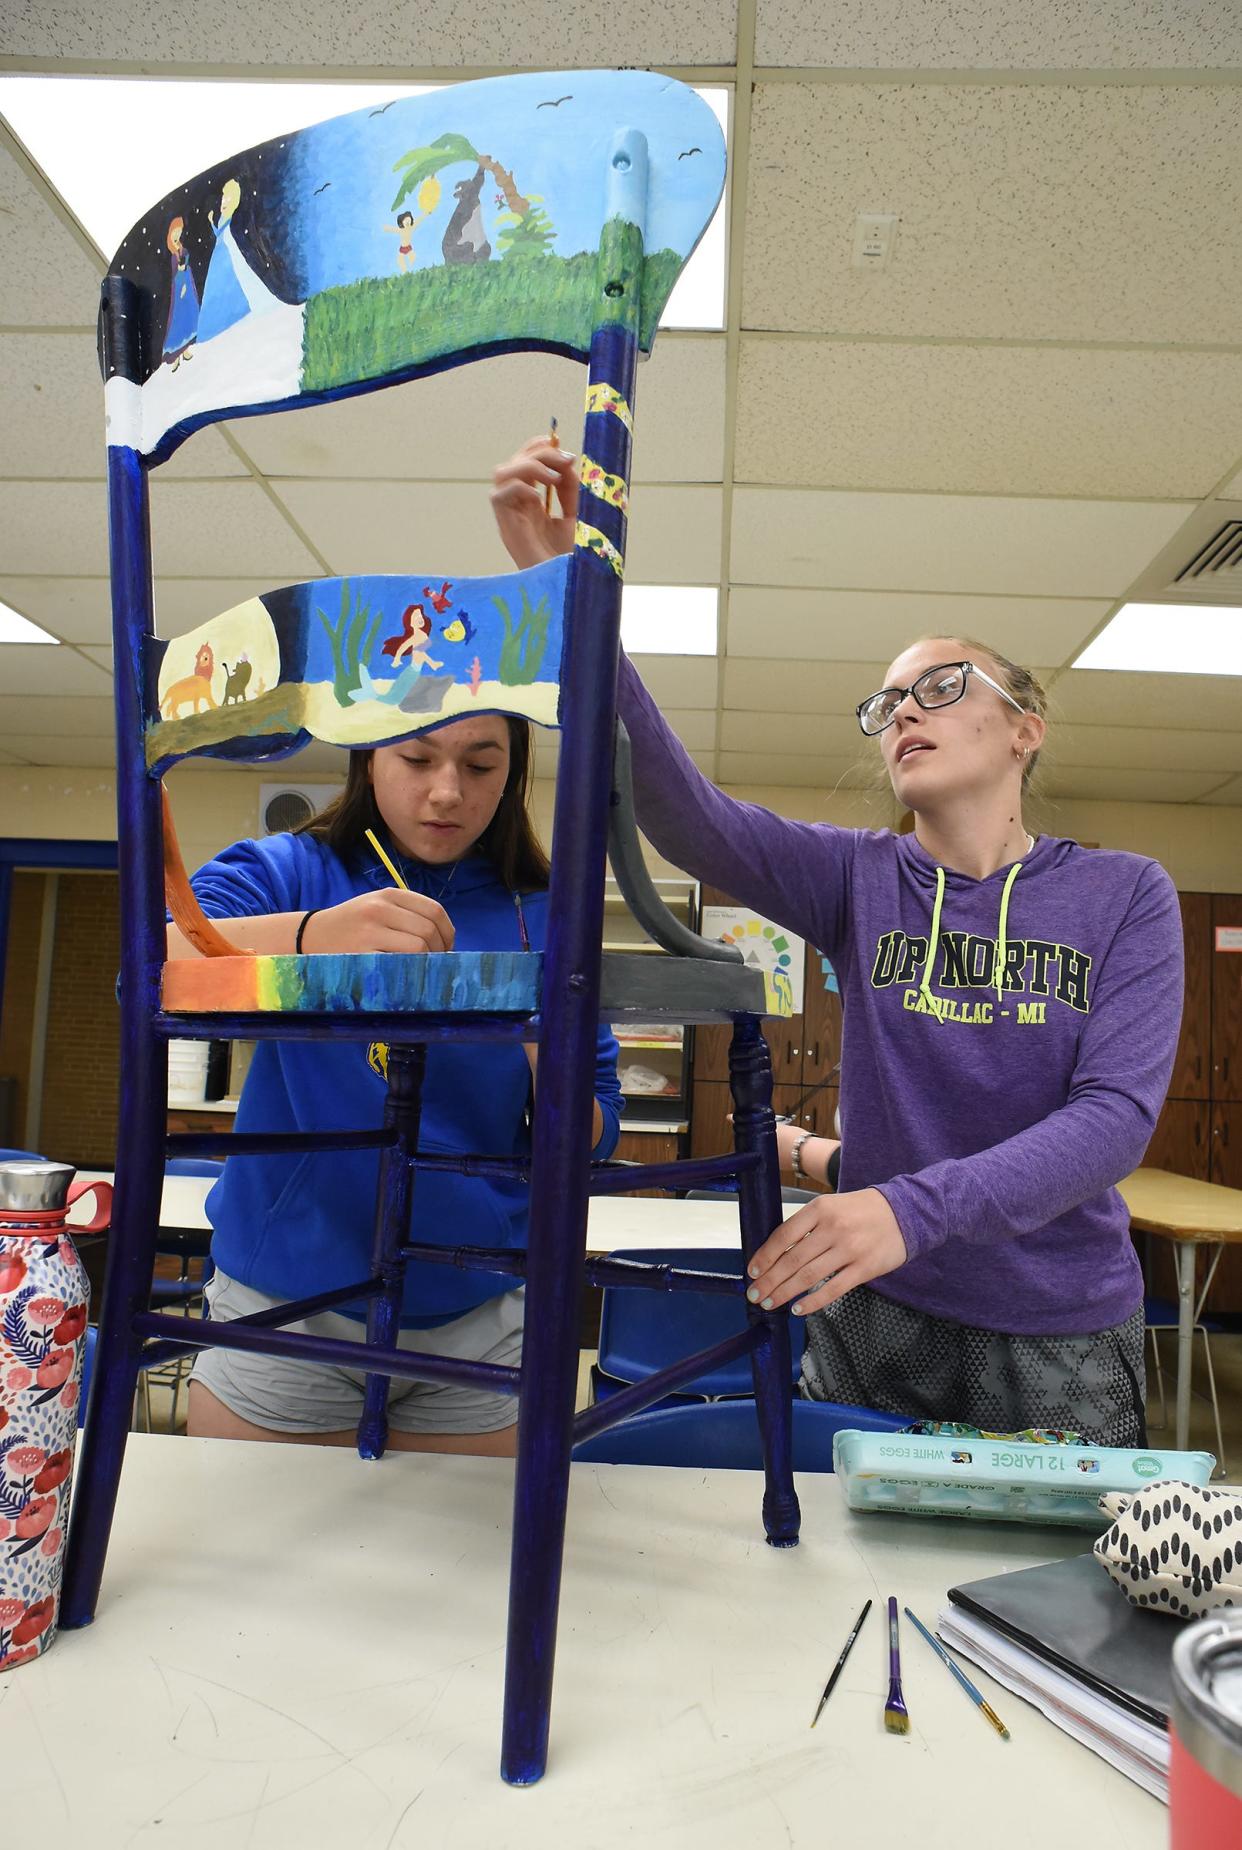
[
  {"xmin": 573, "ymin": 1398, "xmax": 907, "ymax": 1471},
  {"xmin": 0, "ymin": 1147, "xmax": 47, "ymax": 1161},
  {"xmin": 596, "ymin": 1247, "xmax": 804, "ymax": 1400},
  {"xmin": 164, "ymin": 1158, "xmax": 225, "ymax": 1179}
]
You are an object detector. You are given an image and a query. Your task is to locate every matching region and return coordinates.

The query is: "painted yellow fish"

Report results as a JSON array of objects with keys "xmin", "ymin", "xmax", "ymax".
[{"xmin": 442, "ymin": 618, "xmax": 466, "ymax": 642}]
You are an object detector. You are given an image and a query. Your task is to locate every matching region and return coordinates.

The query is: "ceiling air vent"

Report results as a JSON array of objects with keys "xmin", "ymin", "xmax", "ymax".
[
  {"xmin": 259, "ymin": 782, "xmax": 341, "ymax": 836},
  {"xmin": 1174, "ymin": 520, "xmax": 1242, "ymax": 589}
]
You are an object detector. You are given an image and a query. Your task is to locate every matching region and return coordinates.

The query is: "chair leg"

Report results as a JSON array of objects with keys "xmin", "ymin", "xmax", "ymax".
[
  {"xmin": 728, "ymin": 1018, "xmax": 801, "ymax": 1550},
  {"xmin": 358, "ymin": 1043, "xmax": 427, "ymax": 1462},
  {"xmin": 1196, "ymin": 1327, "xmax": 1227, "ymax": 1478},
  {"xmin": 61, "ymin": 1027, "xmax": 169, "ymax": 1628},
  {"xmin": 1147, "ymin": 1327, "xmax": 1167, "ymax": 1428}
]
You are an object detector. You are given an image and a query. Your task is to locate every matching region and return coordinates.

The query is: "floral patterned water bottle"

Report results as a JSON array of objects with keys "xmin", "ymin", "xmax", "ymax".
[{"xmin": 0, "ymin": 1161, "xmax": 110, "ymax": 1671}]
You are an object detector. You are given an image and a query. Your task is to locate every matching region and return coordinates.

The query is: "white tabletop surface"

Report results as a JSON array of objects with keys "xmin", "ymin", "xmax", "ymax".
[
  {"xmin": 4, "ymin": 1436, "xmax": 1161, "ymax": 1849},
  {"xmin": 72, "ymin": 1175, "xmax": 780, "ymax": 1251}
]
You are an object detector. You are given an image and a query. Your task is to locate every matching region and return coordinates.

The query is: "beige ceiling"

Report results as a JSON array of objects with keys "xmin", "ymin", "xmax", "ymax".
[{"xmin": 1, "ymin": 2, "xmax": 1241, "ymax": 801}]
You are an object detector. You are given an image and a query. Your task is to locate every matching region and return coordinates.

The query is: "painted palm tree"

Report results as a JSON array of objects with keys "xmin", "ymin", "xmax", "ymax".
[{"xmin": 392, "ymin": 133, "xmax": 556, "ymax": 259}]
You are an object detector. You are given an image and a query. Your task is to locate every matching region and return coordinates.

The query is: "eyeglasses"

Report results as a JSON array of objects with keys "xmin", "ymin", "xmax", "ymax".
[{"xmin": 856, "ymin": 660, "xmax": 1027, "ymax": 737}]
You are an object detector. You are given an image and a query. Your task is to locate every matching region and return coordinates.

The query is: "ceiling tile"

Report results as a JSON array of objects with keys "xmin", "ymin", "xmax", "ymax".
[
  {"xmin": 1218, "ymin": 462, "xmax": 1242, "ymax": 499},
  {"xmin": 1051, "ymin": 669, "xmax": 1242, "ymax": 733},
  {"xmin": 718, "ymin": 751, "xmax": 876, "ymax": 788},
  {"xmin": 0, "ymin": 333, "xmax": 246, "ymax": 482},
  {"xmin": 0, "ymin": 143, "xmax": 102, "ymax": 327},
  {"xmin": 742, "ymin": 84, "xmax": 1242, "ymax": 345},
  {"xmin": 153, "ymin": 577, "xmax": 309, "ymax": 638},
  {"xmin": 0, "ymin": 734, "xmax": 119, "ymax": 768},
  {"xmin": 275, "ymin": 481, "xmax": 722, "ymax": 581},
  {"xmin": 726, "ymin": 585, "xmax": 1102, "ymax": 668},
  {"xmin": 0, "ymin": 644, "xmax": 112, "ymax": 696},
  {"xmin": 0, "ymin": 694, "xmax": 115, "ymax": 737},
  {"xmin": 1037, "ymin": 765, "xmax": 1226, "ymax": 805},
  {"xmin": 730, "ymin": 489, "xmax": 1192, "ymax": 597},
  {"xmin": 0, "ymin": 747, "xmax": 27, "ymax": 764},
  {"xmin": 630, "ymin": 656, "xmax": 720, "ymax": 710},
  {"xmin": 0, "ymin": 482, "xmax": 110, "ymax": 573},
  {"xmin": 236, "ymin": 338, "xmax": 726, "ymax": 485},
  {"xmin": 148, "ymin": 481, "xmax": 324, "ymax": 579},
  {"xmin": 1199, "ymin": 775, "xmax": 1242, "ymax": 806},
  {"xmin": 719, "ymin": 710, "xmax": 869, "ymax": 757},
  {"xmin": 723, "ymin": 656, "xmax": 893, "ymax": 716},
  {"xmin": 2, "ymin": 3, "xmax": 739, "ymax": 66},
  {"xmin": 754, "ymin": 1, "xmax": 1242, "ymax": 68},
  {"xmin": 0, "ymin": 577, "xmax": 110, "ymax": 646},
  {"xmin": 1047, "ymin": 724, "xmax": 1242, "ymax": 776},
  {"xmin": 736, "ymin": 340, "xmax": 1242, "ymax": 500}
]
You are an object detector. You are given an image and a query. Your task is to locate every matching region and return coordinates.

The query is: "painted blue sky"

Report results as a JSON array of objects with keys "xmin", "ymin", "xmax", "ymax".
[{"xmin": 285, "ymin": 70, "xmax": 725, "ymax": 297}]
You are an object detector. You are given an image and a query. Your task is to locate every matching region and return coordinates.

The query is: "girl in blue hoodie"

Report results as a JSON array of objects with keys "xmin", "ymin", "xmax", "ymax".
[
  {"xmin": 170, "ymin": 712, "xmax": 623, "ymax": 1455},
  {"xmin": 490, "ymin": 440, "xmax": 1183, "ymax": 1446}
]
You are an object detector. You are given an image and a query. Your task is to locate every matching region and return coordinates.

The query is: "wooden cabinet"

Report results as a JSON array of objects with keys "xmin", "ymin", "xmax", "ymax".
[
  {"xmin": 1169, "ymin": 893, "xmax": 1211, "ymax": 1099},
  {"xmin": 1144, "ymin": 1098, "xmax": 1210, "ymax": 1184},
  {"xmin": 690, "ymin": 1078, "xmax": 837, "ymax": 1191},
  {"xmin": 1152, "ymin": 892, "xmax": 1242, "ymax": 1311},
  {"xmin": 167, "ymin": 1108, "xmax": 236, "ymax": 1138},
  {"xmin": 1212, "ymin": 895, "xmax": 1242, "ymax": 1102},
  {"xmin": 612, "ymin": 1127, "xmax": 683, "ymax": 1198}
]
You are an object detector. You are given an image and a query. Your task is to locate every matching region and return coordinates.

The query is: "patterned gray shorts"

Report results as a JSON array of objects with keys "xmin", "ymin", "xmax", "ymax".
[{"xmin": 801, "ymin": 1286, "xmax": 1148, "ymax": 1448}]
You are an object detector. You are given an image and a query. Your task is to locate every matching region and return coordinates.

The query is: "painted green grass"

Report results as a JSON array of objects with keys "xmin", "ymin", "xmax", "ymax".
[{"xmin": 302, "ymin": 219, "xmax": 681, "ymax": 394}]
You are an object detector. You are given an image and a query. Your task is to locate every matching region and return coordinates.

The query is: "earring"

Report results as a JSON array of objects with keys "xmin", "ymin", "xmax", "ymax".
[{"xmin": 1014, "ymin": 745, "xmax": 1029, "ymax": 760}]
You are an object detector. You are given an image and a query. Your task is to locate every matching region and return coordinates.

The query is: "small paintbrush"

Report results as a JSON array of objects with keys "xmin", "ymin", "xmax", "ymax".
[
  {"xmin": 810, "ymin": 1597, "xmax": 871, "ymax": 1728},
  {"xmin": 884, "ymin": 1596, "xmax": 910, "ymax": 1735},
  {"xmin": 544, "ymin": 416, "xmax": 559, "ymax": 515}
]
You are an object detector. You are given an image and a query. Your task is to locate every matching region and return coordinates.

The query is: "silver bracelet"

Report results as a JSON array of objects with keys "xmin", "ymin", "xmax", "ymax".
[{"xmin": 790, "ymin": 1130, "xmax": 815, "ymax": 1184}]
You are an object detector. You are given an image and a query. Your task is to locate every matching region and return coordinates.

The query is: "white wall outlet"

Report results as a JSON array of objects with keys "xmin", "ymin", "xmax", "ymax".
[{"xmin": 852, "ymin": 213, "xmax": 898, "ymax": 270}]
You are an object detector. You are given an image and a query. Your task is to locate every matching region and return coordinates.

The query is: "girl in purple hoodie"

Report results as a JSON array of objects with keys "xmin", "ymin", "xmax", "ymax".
[{"xmin": 490, "ymin": 440, "xmax": 1183, "ymax": 1446}]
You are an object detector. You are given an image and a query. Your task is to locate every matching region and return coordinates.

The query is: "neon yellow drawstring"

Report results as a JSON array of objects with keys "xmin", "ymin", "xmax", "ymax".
[
  {"xmin": 993, "ymin": 860, "xmax": 1024, "ymax": 1000},
  {"xmin": 919, "ymin": 865, "xmax": 947, "ymax": 1020}
]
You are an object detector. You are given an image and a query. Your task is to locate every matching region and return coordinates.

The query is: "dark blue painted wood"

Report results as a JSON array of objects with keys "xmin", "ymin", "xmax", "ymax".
[
  {"xmin": 61, "ymin": 349, "xmax": 171, "ymax": 1626},
  {"xmin": 727, "ymin": 1019, "xmax": 801, "ymax": 1548},
  {"xmin": 571, "ymin": 1325, "xmax": 764, "ymax": 1444},
  {"xmin": 358, "ymin": 1043, "xmax": 428, "ymax": 1460}
]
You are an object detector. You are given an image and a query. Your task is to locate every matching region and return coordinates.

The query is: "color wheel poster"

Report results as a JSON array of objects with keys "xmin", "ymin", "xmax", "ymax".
[{"xmin": 701, "ymin": 907, "xmax": 805, "ymax": 1014}]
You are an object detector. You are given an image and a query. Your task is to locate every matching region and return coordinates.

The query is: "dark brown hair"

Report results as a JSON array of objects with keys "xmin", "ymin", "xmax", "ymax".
[{"xmin": 295, "ymin": 717, "xmax": 550, "ymax": 891}]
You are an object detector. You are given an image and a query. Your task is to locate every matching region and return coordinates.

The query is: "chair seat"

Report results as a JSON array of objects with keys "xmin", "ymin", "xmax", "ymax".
[{"xmin": 162, "ymin": 948, "xmax": 780, "ymax": 1023}]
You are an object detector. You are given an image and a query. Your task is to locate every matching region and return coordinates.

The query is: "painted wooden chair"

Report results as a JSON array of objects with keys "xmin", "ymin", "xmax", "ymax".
[{"xmin": 61, "ymin": 71, "xmax": 801, "ymax": 1785}]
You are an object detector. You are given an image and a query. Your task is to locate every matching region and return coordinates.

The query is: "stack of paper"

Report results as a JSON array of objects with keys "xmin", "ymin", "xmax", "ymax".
[
  {"xmin": 937, "ymin": 1604, "xmax": 1169, "ymax": 1801},
  {"xmin": 940, "ymin": 1552, "xmax": 1180, "ymax": 1804}
]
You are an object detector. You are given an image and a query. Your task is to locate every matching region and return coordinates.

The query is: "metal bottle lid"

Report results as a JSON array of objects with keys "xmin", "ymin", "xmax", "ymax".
[
  {"xmin": 0, "ymin": 1160, "xmax": 76, "ymax": 1213},
  {"xmin": 1172, "ymin": 1609, "xmax": 1242, "ymax": 1803}
]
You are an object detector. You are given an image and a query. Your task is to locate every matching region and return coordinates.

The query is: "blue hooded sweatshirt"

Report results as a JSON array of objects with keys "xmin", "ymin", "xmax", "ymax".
[
  {"xmin": 189, "ymin": 831, "xmax": 623, "ymax": 1327},
  {"xmin": 617, "ymin": 654, "xmax": 1184, "ymax": 1337}
]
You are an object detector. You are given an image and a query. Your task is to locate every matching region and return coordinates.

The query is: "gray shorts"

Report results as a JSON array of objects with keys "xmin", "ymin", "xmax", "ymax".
[{"xmin": 190, "ymin": 1270, "xmax": 524, "ymax": 1435}]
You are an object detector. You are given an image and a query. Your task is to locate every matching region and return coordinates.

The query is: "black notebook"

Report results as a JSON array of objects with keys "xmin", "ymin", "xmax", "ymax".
[{"xmin": 947, "ymin": 1552, "xmax": 1184, "ymax": 1730}]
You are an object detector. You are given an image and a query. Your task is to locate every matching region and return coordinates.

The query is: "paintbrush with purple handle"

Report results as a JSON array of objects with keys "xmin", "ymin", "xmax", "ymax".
[{"xmin": 884, "ymin": 1596, "xmax": 910, "ymax": 1735}]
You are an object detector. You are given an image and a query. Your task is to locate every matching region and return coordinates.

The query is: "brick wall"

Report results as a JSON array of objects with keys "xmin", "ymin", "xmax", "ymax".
[
  {"xmin": 0, "ymin": 871, "xmax": 46, "ymax": 1148},
  {"xmin": 37, "ymin": 873, "xmax": 122, "ymax": 1169}
]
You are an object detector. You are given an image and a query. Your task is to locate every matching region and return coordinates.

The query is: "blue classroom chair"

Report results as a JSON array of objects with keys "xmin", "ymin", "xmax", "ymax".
[
  {"xmin": 574, "ymin": 1397, "xmax": 907, "ymax": 1471},
  {"xmin": 593, "ymin": 1246, "xmax": 805, "ymax": 1405},
  {"xmin": 62, "ymin": 72, "xmax": 800, "ymax": 1787}
]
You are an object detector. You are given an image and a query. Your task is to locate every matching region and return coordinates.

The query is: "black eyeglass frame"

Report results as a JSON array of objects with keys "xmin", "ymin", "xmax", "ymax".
[{"xmin": 855, "ymin": 659, "xmax": 1027, "ymax": 736}]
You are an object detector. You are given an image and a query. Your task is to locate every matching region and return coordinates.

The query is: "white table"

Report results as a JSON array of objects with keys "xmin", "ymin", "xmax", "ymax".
[
  {"xmin": 71, "ymin": 1175, "xmax": 777, "ymax": 1252},
  {"xmin": 8, "ymin": 1436, "xmax": 1162, "ymax": 1848}
]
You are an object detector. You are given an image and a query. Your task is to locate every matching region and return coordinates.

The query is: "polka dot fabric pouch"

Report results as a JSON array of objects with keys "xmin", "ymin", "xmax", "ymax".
[{"xmin": 1094, "ymin": 1482, "xmax": 1242, "ymax": 1618}]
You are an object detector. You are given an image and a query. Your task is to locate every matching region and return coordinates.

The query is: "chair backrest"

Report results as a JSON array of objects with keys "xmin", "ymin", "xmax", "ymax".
[
  {"xmin": 596, "ymin": 1246, "xmax": 804, "ymax": 1396},
  {"xmin": 0, "ymin": 1148, "xmax": 46, "ymax": 1161},
  {"xmin": 572, "ymin": 1398, "xmax": 908, "ymax": 1471},
  {"xmin": 102, "ymin": 72, "xmax": 750, "ymax": 1013},
  {"xmin": 163, "ymin": 1158, "xmax": 226, "ymax": 1179}
]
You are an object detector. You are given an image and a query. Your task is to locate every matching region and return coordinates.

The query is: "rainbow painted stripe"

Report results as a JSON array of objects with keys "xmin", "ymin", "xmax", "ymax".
[{"xmin": 163, "ymin": 950, "xmax": 542, "ymax": 1016}]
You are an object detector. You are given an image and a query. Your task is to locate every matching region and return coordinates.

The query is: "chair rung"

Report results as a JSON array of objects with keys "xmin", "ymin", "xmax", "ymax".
[
  {"xmin": 573, "ymin": 1325, "xmax": 766, "ymax": 1444},
  {"xmin": 155, "ymin": 1011, "xmax": 534, "ymax": 1044},
  {"xmin": 132, "ymin": 1310, "xmax": 521, "ymax": 1395},
  {"xmin": 588, "ymin": 1152, "xmax": 760, "ymax": 1195}
]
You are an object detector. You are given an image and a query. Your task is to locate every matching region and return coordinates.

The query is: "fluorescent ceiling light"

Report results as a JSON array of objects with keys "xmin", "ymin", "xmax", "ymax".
[
  {"xmin": 0, "ymin": 76, "xmax": 728, "ymax": 330},
  {"xmin": 0, "ymin": 600, "xmax": 58, "ymax": 644},
  {"xmin": 622, "ymin": 585, "xmax": 718, "ymax": 656},
  {"xmin": 1073, "ymin": 602, "xmax": 1242, "ymax": 676}
]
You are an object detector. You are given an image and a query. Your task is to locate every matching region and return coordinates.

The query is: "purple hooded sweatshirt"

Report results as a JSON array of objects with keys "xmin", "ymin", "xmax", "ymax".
[{"xmin": 618, "ymin": 656, "xmax": 1183, "ymax": 1335}]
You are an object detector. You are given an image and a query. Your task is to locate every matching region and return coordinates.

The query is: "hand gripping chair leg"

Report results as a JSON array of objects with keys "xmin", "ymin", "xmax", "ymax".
[
  {"xmin": 358, "ymin": 1044, "xmax": 428, "ymax": 1460},
  {"xmin": 727, "ymin": 1018, "xmax": 801, "ymax": 1547}
]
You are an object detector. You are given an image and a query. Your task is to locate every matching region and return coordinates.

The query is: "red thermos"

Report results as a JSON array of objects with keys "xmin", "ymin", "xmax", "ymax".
[
  {"xmin": 1170, "ymin": 1609, "xmax": 1242, "ymax": 1847},
  {"xmin": 0, "ymin": 1160, "xmax": 110, "ymax": 1671}
]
